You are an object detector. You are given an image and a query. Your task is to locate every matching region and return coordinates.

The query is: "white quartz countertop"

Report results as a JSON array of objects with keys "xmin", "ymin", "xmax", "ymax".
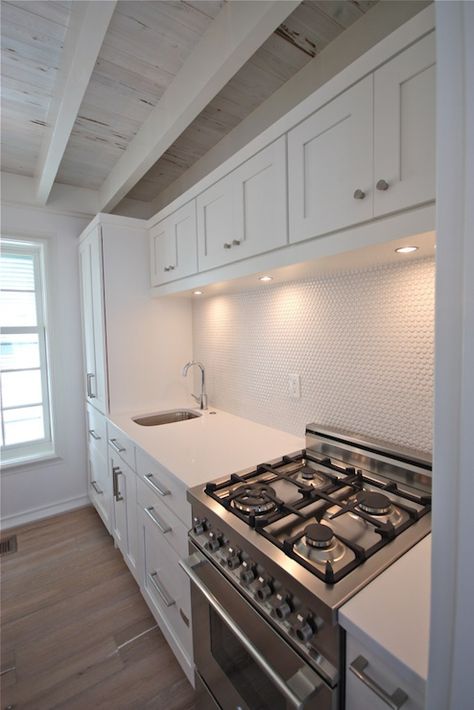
[
  {"xmin": 108, "ymin": 399, "xmax": 304, "ymax": 488},
  {"xmin": 339, "ymin": 535, "xmax": 431, "ymax": 688}
]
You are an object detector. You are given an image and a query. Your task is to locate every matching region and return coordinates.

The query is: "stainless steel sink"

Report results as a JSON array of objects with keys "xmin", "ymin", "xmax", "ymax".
[{"xmin": 132, "ymin": 409, "xmax": 202, "ymax": 426}]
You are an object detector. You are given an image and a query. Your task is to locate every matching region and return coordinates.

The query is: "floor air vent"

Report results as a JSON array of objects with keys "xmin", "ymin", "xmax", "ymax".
[{"xmin": 0, "ymin": 535, "xmax": 18, "ymax": 556}]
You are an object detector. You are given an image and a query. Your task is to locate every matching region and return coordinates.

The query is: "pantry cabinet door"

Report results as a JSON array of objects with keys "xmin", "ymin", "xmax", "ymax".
[
  {"xmin": 197, "ymin": 172, "xmax": 235, "ymax": 271},
  {"xmin": 150, "ymin": 201, "xmax": 197, "ymax": 286},
  {"xmin": 232, "ymin": 136, "xmax": 288, "ymax": 260},
  {"xmin": 373, "ymin": 32, "xmax": 435, "ymax": 217},
  {"xmin": 288, "ymin": 75, "xmax": 373, "ymax": 244}
]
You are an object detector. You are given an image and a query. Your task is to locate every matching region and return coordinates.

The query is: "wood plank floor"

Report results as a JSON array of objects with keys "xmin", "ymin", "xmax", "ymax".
[{"xmin": 0, "ymin": 506, "xmax": 197, "ymax": 709}]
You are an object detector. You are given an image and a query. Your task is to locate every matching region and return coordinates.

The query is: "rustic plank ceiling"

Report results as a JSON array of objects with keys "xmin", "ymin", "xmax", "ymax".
[{"xmin": 1, "ymin": 0, "xmax": 377, "ymax": 207}]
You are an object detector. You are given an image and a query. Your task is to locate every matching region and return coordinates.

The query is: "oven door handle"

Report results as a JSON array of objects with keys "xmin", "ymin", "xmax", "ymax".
[{"xmin": 179, "ymin": 553, "xmax": 322, "ymax": 709}]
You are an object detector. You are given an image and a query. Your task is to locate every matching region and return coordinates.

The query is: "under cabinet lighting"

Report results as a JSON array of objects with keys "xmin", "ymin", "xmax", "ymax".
[
  {"xmin": 395, "ymin": 246, "xmax": 419, "ymax": 254},
  {"xmin": 259, "ymin": 275, "xmax": 273, "ymax": 282},
  {"xmin": 193, "ymin": 290, "xmax": 203, "ymax": 295}
]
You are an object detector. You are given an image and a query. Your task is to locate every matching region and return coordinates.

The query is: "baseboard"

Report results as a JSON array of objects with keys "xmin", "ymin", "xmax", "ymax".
[{"xmin": 1, "ymin": 495, "xmax": 91, "ymax": 530}]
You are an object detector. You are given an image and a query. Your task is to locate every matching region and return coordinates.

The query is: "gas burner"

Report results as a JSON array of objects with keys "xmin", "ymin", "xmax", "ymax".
[
  {"xmin": 294, "ymin": 523, "xmax": 346, "ymax": 565},
  {"xmin": 295, "ymin": 466, "xmax": 328, "ymax": 489},
  {"xmin": 357, "ymin": 491, "xmax": 392, "ymax": 515},
  {"xmin": 232, "ymin": 484, "xmax": 277, "ymax": 515}
]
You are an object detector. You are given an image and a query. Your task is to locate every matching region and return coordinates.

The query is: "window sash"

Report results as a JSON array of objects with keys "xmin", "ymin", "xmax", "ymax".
[{"xmin": 0, "ymin": 239, "xmax": 54, "ymax": 460}]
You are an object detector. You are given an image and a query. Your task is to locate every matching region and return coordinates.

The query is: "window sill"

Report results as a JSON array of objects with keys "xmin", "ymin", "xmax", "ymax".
[{"xmin": 0, "ymin": 451, "xmax": 60, "ymax": 474}]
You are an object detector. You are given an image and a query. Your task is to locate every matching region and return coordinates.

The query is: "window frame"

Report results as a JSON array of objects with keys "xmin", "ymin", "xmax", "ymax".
[{"xmin": 0, "ymin": 237, "xmax": 55, "ymax": 465}]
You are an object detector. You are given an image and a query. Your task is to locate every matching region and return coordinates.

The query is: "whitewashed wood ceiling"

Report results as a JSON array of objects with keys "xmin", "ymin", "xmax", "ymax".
[{"xmin": 1, "ymin": 0, "xmax": 377, "ymax": 207}]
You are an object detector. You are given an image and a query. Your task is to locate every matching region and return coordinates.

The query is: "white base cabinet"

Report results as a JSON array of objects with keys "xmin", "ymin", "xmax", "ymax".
[
  {"xmin": 86, "ymin": 404, "xmax": 111, "ymax": 533},
  {"xmin": 345, "ymin": 635, "xmax": 425, "ymax": 710}
]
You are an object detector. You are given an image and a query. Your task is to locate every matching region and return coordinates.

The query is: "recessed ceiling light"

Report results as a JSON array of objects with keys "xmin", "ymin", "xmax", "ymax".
[
  {"xmin": 395, "ymin": 246, "xmax": 419, "ymax": 254},
  {"xmin": 259, "ymin": 275, "xmax": 273, "ymax": 282},
  {"xmin": 193, "ymin": 290, "xmax": 203, "ymax": 295}
]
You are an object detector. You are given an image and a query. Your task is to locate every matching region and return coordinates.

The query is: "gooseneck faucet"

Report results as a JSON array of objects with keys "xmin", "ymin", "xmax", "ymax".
[{"xmin": 182, "ymin": 361, "xmax": 208, "ymax": 410}]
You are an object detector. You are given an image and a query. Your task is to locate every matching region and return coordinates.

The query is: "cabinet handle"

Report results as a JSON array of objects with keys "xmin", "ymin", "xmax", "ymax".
[
  {"xmin": 164, "ymin": 266, "xmax": 170, "ymax": 272},
  {"xmin": 145, "ymin": 473, "xmax": 171, "ymax": 497},
  {"xmin": 144, "ymin": 506, "xmax": 171, "ymax": 534},
  {"xmin": 112, "ymin": 465, "xmax": 124, "ymax": 502},
  {"xmin": 87, "ymin": 373, "xmax": 96, "ymax": 398},
  {"xmin": 376, "ymin": 179, "xmax": 390, "ymax": 191},
  {"xmin": 169, "ymin": 265, "xmax": 175, "ymax": 270},
  {"xmin": 232, "ymin": 239, "xmax": 241, "ymax": 246},
  {"xmin": 223, "ymin": 242, "xmax": 232, "ymax": 249},
  {"xmin": 349, "ymin": 656, "xmax": 408, "ymax": 709},
  {"xmin": 88, "ymin": 429, "xmax": 101, "ymax": 440},
  {"xmin": 148, "ymin": 572, "xmax": 175, "ymax": 607},
  {"xmin": 109, "ymin": 438, "xmax": 125, "ymax": 453},
  {"xmin": 91, "ymin": 480, "xmax": 103, "ymax": 495},
  {"xmin": 353, "ymin": 189, "xmax": 366, "ymax": 200}
]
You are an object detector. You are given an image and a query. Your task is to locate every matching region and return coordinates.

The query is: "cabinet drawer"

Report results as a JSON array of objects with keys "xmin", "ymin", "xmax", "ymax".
[
  {"xmin": 107, "ymin": 420, "xmax": 136, "ymax": 471},
  {"xmin": 141, "ymin": 507, "xmax": 192, "ymax": 659},
  {"xmin": 137, "ymin": 477, "xmax": 189, "ymax": 560},
  {"xmin": 136, "ymin": 447, "xmax": 191, "ymax": 527},
  {"xmin": 345, "ymin": 635, "xmax": 425, "ymax": 710},
  {"xmin": 87, "ymin": 403, "xmax": 107, "ymax": 458}
]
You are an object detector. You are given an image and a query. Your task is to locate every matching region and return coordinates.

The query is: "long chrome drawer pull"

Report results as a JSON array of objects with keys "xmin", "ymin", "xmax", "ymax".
[
  {"xmin": 88, "ymin": 429, "xmax": 101, "ymax": 440},
  {"xmin": 86, "ymin": 373, "xmax": 96, "ymax": 398},
  {"xmin": 90, "ymin": 480, "xmax": 103, "ymax": 495},
  {"xmin": 145, "ymin": 473, "xmax": 170, "ymax": 497},
  {"xmin": 112, "ymin": 466, "xmax": 124, "ymax": 502},
  {"xmin": 179, "ymin": 553, "xmax": 322, "ymax": 710},
  {"xmin": 109, "ymin": 438, "xmax": 125, "ymax": 453},
  {"xmin": 149, "ymin": 572, "xmax": 175, "ymax": 607},
  {"xmin": 144, "ymin": 506, "xmax": 171, "ymax": 534},
  {"xmin": 349, "ymin": 656, "xmax": 408, "ymax": 709}
]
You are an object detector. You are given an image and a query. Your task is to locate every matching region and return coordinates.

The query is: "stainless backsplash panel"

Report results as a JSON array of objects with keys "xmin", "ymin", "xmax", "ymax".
[{"xmin": 193, "ymin": 257, "xmax": 434, "ymax": 453}]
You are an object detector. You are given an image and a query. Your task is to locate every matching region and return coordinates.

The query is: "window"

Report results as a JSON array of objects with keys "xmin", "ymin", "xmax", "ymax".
[{"xmin": 0, "ymin": 238, "xmax": 54, "ymax": 465}]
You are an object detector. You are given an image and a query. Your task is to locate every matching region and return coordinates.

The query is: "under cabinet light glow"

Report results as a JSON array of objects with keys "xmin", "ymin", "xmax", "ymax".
[
  {"xmin": 193, "ymin": 290, "xmax": 203, "ymax": 295},
  {"xmin": 395, "ymin": 246, "xmax": 419, "ymax": 254},
  {"xmin": 259, "ymin": 275, "xmax": 273, "ymax": 282}
]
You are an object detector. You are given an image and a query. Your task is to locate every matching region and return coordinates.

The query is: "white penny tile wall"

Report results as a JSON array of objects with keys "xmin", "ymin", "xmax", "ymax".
[{"xmin": 192, "ymin": 257, "xmax": 435, "ymax": 453}]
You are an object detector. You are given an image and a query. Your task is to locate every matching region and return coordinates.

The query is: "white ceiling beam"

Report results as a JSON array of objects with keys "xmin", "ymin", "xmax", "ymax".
[
  {"xmin": 98, "ymin": 0, "xmax": 301, "ymax": 213},
  {"xmin": 35, "ymin": 0, "xmax": 116, "ymax": 205}
]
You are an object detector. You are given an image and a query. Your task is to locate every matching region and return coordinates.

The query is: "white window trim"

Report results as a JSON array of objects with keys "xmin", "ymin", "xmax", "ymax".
[{"xmin": 0, "ymin": 237, "xmax": 56, "ymax": 467}]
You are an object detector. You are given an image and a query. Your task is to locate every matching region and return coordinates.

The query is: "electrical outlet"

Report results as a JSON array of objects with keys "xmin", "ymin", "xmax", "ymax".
[{"xmin": 288, "ymin": 373, "xmax": 301, "ymax": 399}]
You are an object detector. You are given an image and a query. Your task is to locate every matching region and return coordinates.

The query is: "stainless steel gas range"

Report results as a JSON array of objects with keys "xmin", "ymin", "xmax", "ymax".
[{"xmin": 179, "ymin": 425, "xmax": 432, "ymax": 710}]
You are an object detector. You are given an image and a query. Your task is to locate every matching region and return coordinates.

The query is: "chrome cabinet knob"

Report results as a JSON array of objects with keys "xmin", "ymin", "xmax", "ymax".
[
  {"xmin": 169, "ymin": 265, "xmax": 175, "ymax": 270},
  {"xmin": 353, "ymin": 189, "xmax": 366, "ymax": 200},
  {"xmin": 376, "ymin": 179, "xmax": 389, "ymax": 191},
  {"xmin": 232, "ymin": 239, "xmax": 241, "ymax": 246},
  {"xmin": 223, "ymin": 242, "xmax": 232, "ymax": 249},
  {"xmin": 164, "ymin": 266, "xmax": 170, "ymax": 272}
]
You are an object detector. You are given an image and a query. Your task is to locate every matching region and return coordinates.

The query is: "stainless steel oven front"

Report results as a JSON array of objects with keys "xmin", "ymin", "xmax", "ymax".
[{"xmin": 180, "ymin": 543, "xmax": 338, "ymax": 710}]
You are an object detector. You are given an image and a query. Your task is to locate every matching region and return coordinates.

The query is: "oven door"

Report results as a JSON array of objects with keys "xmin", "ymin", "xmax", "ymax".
[{"xmin": 180, "ymin": 545, "xmax": 338, "ymax": 710}]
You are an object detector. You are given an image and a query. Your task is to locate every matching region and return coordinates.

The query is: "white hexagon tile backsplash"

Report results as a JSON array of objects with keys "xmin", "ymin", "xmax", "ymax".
[{"xmin": 193, "ymin": 257, "xmax": 435, "ymax": 454}]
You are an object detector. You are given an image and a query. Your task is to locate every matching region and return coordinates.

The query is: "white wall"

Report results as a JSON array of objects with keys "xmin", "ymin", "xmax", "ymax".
[
  {"xmin": 193, "ymin": 256, "xmax": 435, "ymax": 453},
  {"xmin": 1, "ymin": 202, "xmax": 92, "ymax": 528}
]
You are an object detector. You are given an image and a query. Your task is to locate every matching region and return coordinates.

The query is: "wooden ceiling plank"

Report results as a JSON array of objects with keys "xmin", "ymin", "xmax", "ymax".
[
  {"xmin": 98, "ymin": 0, "xmax": 301, "ymax": 212},
  {"xmin": 35, "ymin": 0, "xmax": 117, "ymax": 205}
]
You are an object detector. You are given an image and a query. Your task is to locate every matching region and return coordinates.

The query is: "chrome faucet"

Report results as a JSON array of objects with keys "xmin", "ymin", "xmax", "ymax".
[{"xmin": 182, "ymin": 361, "xmax": 208, "ymax": 410}]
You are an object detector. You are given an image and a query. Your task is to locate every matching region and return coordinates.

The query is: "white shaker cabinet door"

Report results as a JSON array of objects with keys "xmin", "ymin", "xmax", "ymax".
[
  {"xmin": 197, "ymin": 172, "xmax": 235, "ymax": 271},
  {"xmin": 288, "ymin": 75, "xmax": 373, "ymax": 244},
  {"xmin": 79, "ymin": 226, "xmax": 107, "ymax": 414},
  {"xmin": 373, "ymin": 32, "xmax": 435, "ymax": 217},
  {"xmin": 150, "ymin": 201, "xmax": 197, "ymax": 286}
]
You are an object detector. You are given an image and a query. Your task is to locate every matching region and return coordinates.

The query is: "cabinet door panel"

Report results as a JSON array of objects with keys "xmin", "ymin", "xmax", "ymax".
[
  {"xmin": 150, "ymin": 202, "xmax": 197, "ymax": 285},
  {"xmin": 233, "ymin": 136, "xmax": 287, "ymax": 260},
  {"xmin": 288, "ymin": 76, "xmax": 373, "ymax": 243},
  {"xmin": 88, "ymin": 442, "xmax": 111, "ymax": 533},
  {"xmin": 374, "ymin": 32, "xmax": 435, "ymax": 216},
  {"xmin": 111, "ymin": 454, "xmax": 128, "ymax": 555},
  {"xmin": 197, "ymin": 173, "xmax": 235, "ymax": 271}
]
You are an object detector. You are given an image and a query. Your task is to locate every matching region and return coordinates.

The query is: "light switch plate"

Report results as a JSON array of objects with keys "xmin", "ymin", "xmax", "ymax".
[{"xmin": 288, "ymin": 373, "xmax": 301, "ymax": 399}]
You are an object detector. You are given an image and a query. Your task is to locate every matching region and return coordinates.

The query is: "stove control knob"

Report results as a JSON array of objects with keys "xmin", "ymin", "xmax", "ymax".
[
  {"xmin": 239, "ymin": 561, "xmax": 256, "ymax": 585},
  {"xmin": 205, "ymin": 530, "xmax": 223, "ymax": 552},
  {"xmin": 272, "ymin": 593, "xmax": 292, "ymax": 620},
  {"xmin": 226, "ymin": 547, "xmax": 242, "ymax": 570},
  {"xmin": 255, "ymin": 576, "xmax": 273, "ymax": 601},
  {"xmin": 192, "ymin": 517, "xmax": 207, "ymax": 535},
  {"xmin": 293, "ymin": 613, "xmax": 316, "ymax": 642}
]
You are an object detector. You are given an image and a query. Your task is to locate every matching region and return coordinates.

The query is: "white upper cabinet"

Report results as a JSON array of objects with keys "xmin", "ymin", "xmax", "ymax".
[
  {"xmin": 288, "ymin": 76, "xmax": 373, "ymax": 244},
  {"xmin": 150, "ymin": 201, "xmax": 197, "ymax": 286},
  {"xmin": 197, "ymin": 137, "xmax": 288, "ymax": 271},
  {"xmin": 79, "ymin": 225, "xmax": 108, "ymax": 414},
  {"xmin": 373, "ymin": 32, "xmax": 435, "ymax": 216}
]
